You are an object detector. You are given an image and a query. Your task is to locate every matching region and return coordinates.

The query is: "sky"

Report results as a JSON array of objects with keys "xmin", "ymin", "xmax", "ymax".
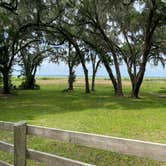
[{"xmin": 13, "ymin": 61, "xmax": 166, "ymax": 78}]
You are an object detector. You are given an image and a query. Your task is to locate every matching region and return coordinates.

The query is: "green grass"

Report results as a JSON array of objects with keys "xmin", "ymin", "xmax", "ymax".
[{"xmin": 0, "ymin": 78, "xmax": 166, "ymax": 165}]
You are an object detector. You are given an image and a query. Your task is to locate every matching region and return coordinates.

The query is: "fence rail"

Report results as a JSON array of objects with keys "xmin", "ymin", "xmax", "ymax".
[
  {"xmin": 0, "ymin": 121, "xmax": 166, "ymax": 165},
  {"xmin": 27, "ymin": 149, "xmax": 92, "ymax": 166},
  {"xmin": 0, "ymin": 141, "xmax": 13, "ymax": 154},
  {"xmin": 0, "ymin": 160, "xmax": 12, "ymax": 166},
  {"xmin": 0, "ymin": 121, "xmax": 93, "ymax": 166}
]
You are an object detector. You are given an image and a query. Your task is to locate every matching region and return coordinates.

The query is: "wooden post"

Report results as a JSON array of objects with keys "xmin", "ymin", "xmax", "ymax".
[{"xmin": 14, "ymin": 121, "xmax": 27, "ymax": 166}]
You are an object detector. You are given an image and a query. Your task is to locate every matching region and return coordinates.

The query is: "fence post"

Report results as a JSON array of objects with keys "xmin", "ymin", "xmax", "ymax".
[{"xmin": 14, "ymin": 121, "xmax": 27, "ymax": 166}]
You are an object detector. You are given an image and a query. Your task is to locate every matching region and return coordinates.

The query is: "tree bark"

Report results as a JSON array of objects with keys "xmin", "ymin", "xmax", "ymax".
[
  {"xmin": 91, "ymin": 58, "xmax": 101, "ymax": 91},
  {"xmin": 84, "ymin": 67, "xmax": 90, "ymax": 93},
  {"xmin": 24, "ymin": 75, "xmax": 35, "ymax": 89},
  {"xmin": 113, "ymin": 56, "xmax": 123, "ymax": 96},
  {"xmin": 2, "ymin": 70, "xmax": 10, "ymax": 94},
  {"xmin": 131, "ymin": 64, "xmax": 147, "ymax": 98},
  {"xmin": 131, "ymin": 84, "xmax": 140, "ymax": 98},
  {"xmin": 68, "ymin": 67, "xmax": 74, "ymax": 91},
  {"xmin": 91, "ymin": 71, "xmax": 96, "ymax": 91},
  {"xmin": 71, "ymin": 41, "xmax": 90, "ymax": 93},
  {"xmin": 97, "ymin": 25, "xmax": 123, "ymax": 96},
  {"xmin": 131, "ymin": 1, "xmax": 158, "ymax": 98},
  {"xmin": 101, "ymin": 56, "xmax": 122, "ymax": 96}
]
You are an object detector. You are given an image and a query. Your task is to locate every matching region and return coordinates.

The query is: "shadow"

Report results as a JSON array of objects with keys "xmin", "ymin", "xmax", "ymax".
[{"xmin": 0, "ymin": 85, "xmax": 165, "ymax": 123}]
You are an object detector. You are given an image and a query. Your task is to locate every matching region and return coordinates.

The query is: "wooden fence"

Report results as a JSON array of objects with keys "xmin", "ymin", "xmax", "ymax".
[{"xmin": 0, "ymin": 121, "xmax": 166, "ymax": 166}]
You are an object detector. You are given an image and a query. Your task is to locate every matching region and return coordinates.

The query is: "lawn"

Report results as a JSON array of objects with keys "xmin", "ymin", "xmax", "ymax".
[{"xmin": 0, "ymin": 78, "xmax": 166, "ymax": 165}]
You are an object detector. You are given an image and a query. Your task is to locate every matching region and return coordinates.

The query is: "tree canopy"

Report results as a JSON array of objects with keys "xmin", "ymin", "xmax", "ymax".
[{"xmin": 0, "ymin": 0, "xmax": 165, "ymax": 97}]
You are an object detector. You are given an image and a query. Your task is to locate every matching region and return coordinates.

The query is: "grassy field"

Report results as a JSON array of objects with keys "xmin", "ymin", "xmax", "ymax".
[{"xmin": 0, "ymin": 77, "xmax": 166, "ymax": 165}]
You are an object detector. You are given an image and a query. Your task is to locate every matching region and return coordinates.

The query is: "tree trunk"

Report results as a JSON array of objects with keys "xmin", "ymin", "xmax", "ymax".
[
  {"xmin": 97, "ymin": 25, "xmax": 123, "ymax": 96},
  {"xmin": 112, "ymin": 53, "xmax": 123, "ymax": 96},
  {"xmin": 131, "ymin": 84, "xmax": 140, "ymax": 98},
  {"xmin": 91, "ymin": 60, "xmax": 96, "ymax": 91},
  {"xmin": 68, "ymin": 81, "xmax": 73, "ymax": 91},
  {"xmin": 84, "ymin": 67, "xmax": 90, "ymax": 93},
  {"xmin": 2, "ymin": 70, "xmax": 10, "ymax": 94},
  {"xmin": 68, "ymin": 67, "xmax": 74, "ymax": 91},
  {"xmin": 71, "ymin": 40, "xmax": 90, "ymax": 93},
  {"xmin": 91, "ymin": 71, "xmax": 96, "ymax": 91},
  {"xmin": 130, "ymin": 2, "xmax": 158, "ymax": 98},
  {"xmin": 101, "ymin": 58, "xmax": 119, "ymax": 95},
  {"xmin": 130, "ymin": 78, "xmax": 138, "ymax": 98},
  {"xmin": 25, "ymin": 75, "xmax": 35, "ymax": 89},
  {"xmin": 132, "ymin": 65, "xmax": 146, "ymax": 98}
]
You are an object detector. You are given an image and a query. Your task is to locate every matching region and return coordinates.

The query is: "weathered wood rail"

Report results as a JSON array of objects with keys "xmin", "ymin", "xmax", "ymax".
[
  {"xmin": 0, "ymin": 121, "xmax": 93, "ymax": 166},
  {"xmin": 0, "ymin": 121, "xmax": 166, "ymax": 166}
]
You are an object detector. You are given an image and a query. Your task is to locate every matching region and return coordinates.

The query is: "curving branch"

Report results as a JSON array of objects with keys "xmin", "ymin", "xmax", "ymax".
[{"xmin": 0, "ymin": 0, "xmax": 18, "ymax": 14}]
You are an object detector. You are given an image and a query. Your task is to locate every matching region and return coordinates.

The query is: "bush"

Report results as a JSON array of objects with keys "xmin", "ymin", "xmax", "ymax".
[{"xmin": 19, "ymin": 81, "xmax": 40, "ymax": 90}]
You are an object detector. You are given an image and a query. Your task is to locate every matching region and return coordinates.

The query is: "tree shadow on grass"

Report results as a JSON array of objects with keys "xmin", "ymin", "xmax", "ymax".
[{"xmin": 0, "ymin": 87, "xmax": 165, "ymax": 123}]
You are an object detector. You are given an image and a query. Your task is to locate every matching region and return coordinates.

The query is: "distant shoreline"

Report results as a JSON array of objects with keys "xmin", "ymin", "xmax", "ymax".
[{"xmin": 12, "ymin": 75, "xmax": 166, "ymax": 79}]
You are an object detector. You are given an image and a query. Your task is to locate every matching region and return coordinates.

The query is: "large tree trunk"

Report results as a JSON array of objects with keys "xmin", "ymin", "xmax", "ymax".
[
  {"xmin": 76, "ymin": 52, "xmax": 90, "ymax": 93},
  {"xmin": 91, "ymin": 61, "xmax": 96, "ymax": 92},
  {"xmin": 67, "ymin": 42, "xmax": 75, "ymax": 91},
  {"xmin": 68, "ymin": 67, "xmax": 74, "ymax": 91},
  {"xmin": 114, "ymin": 58, "xmax": 123, "ymax": 96},
  {"xmin": 2, "ymin": 70, "xmax": 10, "ymax": 94},
  {"xmin": 131, "ymin": 2, "xmax": 158, "ymax": 98},
  {"xmin": 23, "ymin": 65, "xmax": 37, "ymax": 90},
  {"xmin": 72, "ymin": 41, "xmax": 90, "ymax": 93},
  {"xmin": 24, "ymin": 75, "xmax": 35, "ymax": 89},
  {"xmin": 132, "ymin": 65, "xmax": 146, "ymax": 98},
  {"xmin": 91, "ymin": 71, "xmax": 96, "ymax": 91},
  {"xmin": 102, "ymin": 57, "xmax": 122, "ymax": 96},
  {"xmin": 130, "ymin": 78, "xmax": 139, "ymax": 98},
  {"xmin": 130, "ymin": 33, "xmax": 151, "ymax": 98},
  {"xmin": 131, "ymin": 84, "xmax": 140, "ymax": 98},
  {"xmin": 91, "ymin": 57, "xmax": 101, "ymax": 92},
  {"xmin": 97, "ymin": 25, "xmax": 123, "ymax": 96},
  {"xmin": 84, "ymin": 67, "xmax": 90, "ymax": 93}
]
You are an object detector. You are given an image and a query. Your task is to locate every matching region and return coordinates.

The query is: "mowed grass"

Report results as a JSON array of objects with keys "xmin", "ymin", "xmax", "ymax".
[{"xmin": 0, "ymin": 77, "xmax": 166, "ymax": 165}]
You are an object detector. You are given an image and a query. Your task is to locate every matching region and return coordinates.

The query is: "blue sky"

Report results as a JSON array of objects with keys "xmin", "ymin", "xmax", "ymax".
[{"xmin": 14, "ymin": 61, "xmax": 166, "ymax": 78}]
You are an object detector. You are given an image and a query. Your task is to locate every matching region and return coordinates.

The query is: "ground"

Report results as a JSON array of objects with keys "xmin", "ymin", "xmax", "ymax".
[{"xmin": 0, "ymin": 77, "xmax": 166, "ymax": 165}]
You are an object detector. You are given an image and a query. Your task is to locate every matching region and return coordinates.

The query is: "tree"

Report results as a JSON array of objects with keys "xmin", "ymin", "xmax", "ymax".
[
  {"xmin": 54, "ymin": 26, "xmax": 91, "ymax": 93},
  {"xmin": 90, "ymin": 53, "xmax": 101, "ymax": 92},
  {"xmin": 115, "ymin": 0, "xmax": 166, "ymax": 98},
  {"xmin": 50, "ymin": 1, "xmax": 91, "ymax": 93},
  {"xmin": 72, "ymin": 0, "xmax": 124, "ymax": 96},
  {"xmin": 0, "ymin": 0, "xmax": 164, "ymax": 96},
  {"xmin": 0, "ymin": 0, "xmax": 42, "ymax": 93},
  {"xmin": 19, "ymin": 33, "xmax": 49, "ymax": 89},
  {"xmin": 86, "ymin": 49, "xmax": 101, "ymax": 91},
  {"xmin": 65, "ymin": 42, "xmax": 80, "ymax": 91},
  {"xmin": 50, "ymin": 40, "xmax": 80, "ymax": 91},
  {"xmin": 0, "ymin": 13, "xmax": 18, "ymax": 93}
]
